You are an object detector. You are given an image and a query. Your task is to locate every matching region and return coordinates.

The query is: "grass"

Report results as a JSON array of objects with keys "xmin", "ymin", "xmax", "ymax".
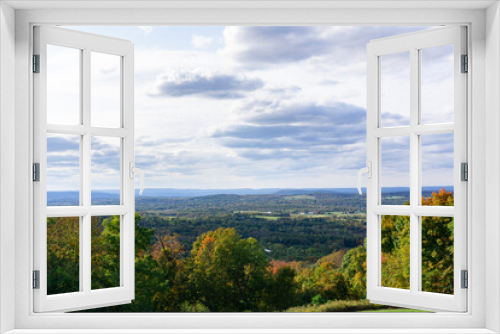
[
  {"xmin": 254, "ymin": 215, "xmax": 280, "ymax": 220},
  {"xmin": 234, "ymin": 210, "xmax": 266, "ymax": 214},
  {"xmin": 284, "ymin": 195, "xmax": 316, "ymax": 200},
  {"xmin": 383, "ymin": 196, "xmax": 406, "ymax": 200},
  {"xmin": 291, "ymin": 214, "xmax": 332, "ymax": 218},
  {"xmin": 285, "ymin": 299, "xmax": 430, "ymax": 313}
]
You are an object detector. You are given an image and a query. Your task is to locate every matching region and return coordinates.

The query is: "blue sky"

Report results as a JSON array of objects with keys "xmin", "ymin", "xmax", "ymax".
[{"xmin": 46, "ymin": 26, "xmax": 454, "ymax": 191}]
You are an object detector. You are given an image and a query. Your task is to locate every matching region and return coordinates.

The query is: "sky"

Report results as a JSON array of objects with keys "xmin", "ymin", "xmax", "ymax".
[{"xmin": 46, "ymin": 26, "xmax": 455, "ymax": 191}]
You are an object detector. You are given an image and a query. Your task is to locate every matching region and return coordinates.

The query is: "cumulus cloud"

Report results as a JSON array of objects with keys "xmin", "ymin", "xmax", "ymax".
[
  {"xmin": 421, "ymin": 133, "xmax": 454, "ymax": 170},
  {"xmin": 91, "ymin": 138, "xmax": 121, "ymax": 171},
  {"xmin": 47, "ymin": 136, "xmax": 79, "ymax": 152},
  {"xmin": 222, "ymin": 26, "xmax": 437, "ymax": 67},
  {"xmin": 240, "ymin": 102, "xmax": 366, "ymax": 127},
  {"xmin": 191, "ymin": 35, "xmax": 214, "ymax": 48},
  {"xmin": 149, "ymin": 71, "xmax": 264, "ymax": 99},
  {"xmin": 222, "ymin": 26, "xmax": 330, "ymax": 65},
  {"xmin": 210, "ymin": 100, "xmax": 367, "ymax": 163}
]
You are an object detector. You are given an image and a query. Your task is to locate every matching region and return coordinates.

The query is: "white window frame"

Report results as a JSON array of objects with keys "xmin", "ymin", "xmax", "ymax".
[
  {"xmin": 1, "ymin": 1, "xmax": 499, "ymax": 333},
  {"xmin": 366, "ymin": 26, "xmax": 468, "ymax": 312},
  {"xmin": 33, "ymin": 26, "xmax": 136, "ymax": 313}
]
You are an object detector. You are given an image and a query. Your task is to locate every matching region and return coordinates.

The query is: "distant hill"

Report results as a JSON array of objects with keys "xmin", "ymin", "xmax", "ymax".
[
  {"xmin": 47, "ymin": 186, "xmax": 453, "ymax": 201},
  {"xmin": 47, "ymin": 191, "xmax": 120, "ymax": 201}
]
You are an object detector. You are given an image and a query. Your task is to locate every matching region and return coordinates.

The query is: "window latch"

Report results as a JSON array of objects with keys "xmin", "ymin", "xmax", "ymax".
[
  {"xmin": 129, "ymin": 161, "xmax": 145, "ymax": 195},
  {"xmin": 357, "ymin": 162, "xmax": 372, "ymax": 195}
]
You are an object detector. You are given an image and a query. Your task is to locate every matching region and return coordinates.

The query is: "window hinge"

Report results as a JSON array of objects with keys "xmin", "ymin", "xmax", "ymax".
[
  {"xmin": 33, "ymin": 163, "xmax": 40, "ymax": 182},
  {"xmin": 461, "ymin": 270, "xmax": 468, "ymax": 289},
  {"xmin": 461, "ymin": 54, "xmax": 468, "ymax": 73},
  {"xmin": 33, "ymin": 270, "xmax": 40, "ymax": 289},
  {"xmin": 461, "ymin": 162, "xmax": 468, "ymax": 182},
  {"xmin": 33, "ymin": 54, "xmax": 40, "ymax": 73}
]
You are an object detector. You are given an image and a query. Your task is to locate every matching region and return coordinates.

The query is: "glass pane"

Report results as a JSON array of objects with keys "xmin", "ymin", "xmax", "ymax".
[
  {"xmin": 421, "ymin": 45, "xmax": 454, "ymax": 124},
  {"xmin": 91, "ymin": 52, "xmax": 121, "ymax": 128},
  {"xmin": 47, "ymin": 133, "xmax": 80, "ymax": 206},
  {"xmin": 47, "ymin": 217, "xmax": 80, "ymax": 295},
  {"xmin": 91, "ymin": 137, "xmax": 121, "ymax": 205},
  {"xmin": 380, "ymin": 52, "xmax": 410, "ymax": 127},
  {"xmin": 421, "ymin": 216, "xmax": 454, "ymax": 294},
  {"xmin": 381, "ymin": 136, "xmax": 410, "ymax": 205},
  {"xmin": 381, "ymin": 215, "xmax": 410, "ymax": 289},
  {"xmin": 47, "ymin": 44, "xmax": 81, "ymax": 125},
  {"xmin": 91, "ymin": 216, "xmax": 121, "ymax": 290},
  {"xmin": 421, "ymin": 133, "xmax": 454, "ymax": 205}
]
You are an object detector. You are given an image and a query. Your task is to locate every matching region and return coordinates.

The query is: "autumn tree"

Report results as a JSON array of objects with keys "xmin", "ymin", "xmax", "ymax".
[
  {"xmin": 379, "ymin": 189, "xmax": 454, "ymax": 294},
  {"xmin": 148, "ymin": 233, "xmax": 188, "ymax": 311},
  {"xmin": 421, "ymin": 189, "xmax": 454, "ymax": 294}
]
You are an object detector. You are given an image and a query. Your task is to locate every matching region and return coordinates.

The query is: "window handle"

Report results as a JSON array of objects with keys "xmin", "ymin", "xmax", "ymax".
[
  {"xmin": 357, "ymin": 162, "xmax": 372, "ymax": 195},
  {"xmin": 129, "ymin": 161, "xmax": 145, "ymax": 195}
]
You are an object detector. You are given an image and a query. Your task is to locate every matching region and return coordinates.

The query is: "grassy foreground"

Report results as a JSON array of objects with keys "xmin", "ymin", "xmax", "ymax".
[{"xmin": 285, "ymin": 299, "xmax": 429, "ymax": 313}]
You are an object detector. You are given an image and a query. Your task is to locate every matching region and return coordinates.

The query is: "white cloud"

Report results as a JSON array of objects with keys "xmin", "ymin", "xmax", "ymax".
[
  {"xmin": 61, "ymin": 25, "xmax": 451, "ymax": 189},
  {"xmin": 191, "ymin": 35, "xmax": 214, "ymax": 48},
  {"xmin": 221, "ymin": 26, "xmax": 434, "ymax": 69},
  {"xmin": 149, "ymin": 70, "xmax": 263, "ymax": 99},
  {"xmin": 137, "ymin": 26, "xmax": 154, "ymax": 34}
]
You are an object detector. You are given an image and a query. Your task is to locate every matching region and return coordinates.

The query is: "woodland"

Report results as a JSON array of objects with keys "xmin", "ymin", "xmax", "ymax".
[{"xmin": 46, "ymin": 189, "xmax": 454, "ymax": 312}]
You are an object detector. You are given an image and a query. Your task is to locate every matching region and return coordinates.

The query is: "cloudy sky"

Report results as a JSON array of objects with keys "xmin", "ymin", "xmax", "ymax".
[{"xmin": 46, "ymin": 26, "xmax": 455, "ymax": 191}]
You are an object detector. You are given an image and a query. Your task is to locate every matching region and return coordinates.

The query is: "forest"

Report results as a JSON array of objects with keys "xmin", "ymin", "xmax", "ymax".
[{"xmin": 46, "ymin": 189, "xmax": 454, "ymax": 312}]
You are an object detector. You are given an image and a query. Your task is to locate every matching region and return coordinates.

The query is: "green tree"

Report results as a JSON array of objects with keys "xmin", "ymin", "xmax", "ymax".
[
  {"xmin": 84, "ymin": 213, "xmax": 158, "ymax": 312},
  {"xmin": 421, "ymin": 190, "xmax": 454, "ymax": 294},
  {"xmin": 340, "ymin": 243, "xmax": 366, "ymax": 299},
  {"xmin": 186, "ymin": 227, "xmax": 269, "ymax": 312},
  {"xmin": 148, "ymin": 233, "xmax": 188, "ymax": 311},
  {"xmin": 91, "ymin": 216, "xmax": 121, "ymax": 290},
  {"xmin": 47, "ymin": 217, "xmax": 80, "ymax": 295},
  {"xmin": 264, "ymin": 265, "xmax": 300, "ymax": 311},
  {"xmin": 381, "ymin": 215, "xmax": 410, "ymax": 289},
  {"xmin": 312, "ymin": 262, "xmax": 351, "ymax": 301}
]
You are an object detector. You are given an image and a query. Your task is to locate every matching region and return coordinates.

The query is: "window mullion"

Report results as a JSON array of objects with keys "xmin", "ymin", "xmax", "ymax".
[
  {"xmin": 373, "ymin": 205, "xmax": 454, "ymax": 217},
  {"xmin": 82, "ymin": 48, "xmax": 91, "ymax": 294},
  {"xmin": 409, "ymin": 47, "xmax": 420, "ymax": 294}
]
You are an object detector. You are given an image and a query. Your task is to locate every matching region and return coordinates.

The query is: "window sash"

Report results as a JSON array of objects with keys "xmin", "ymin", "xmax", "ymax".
[
  {"xmin": 366, "ymin": 26, "xmax": 468, "ymax": 312},
  {"xmin": 33, "ymin": 25, "xmax": 135, "ymax": 313}
]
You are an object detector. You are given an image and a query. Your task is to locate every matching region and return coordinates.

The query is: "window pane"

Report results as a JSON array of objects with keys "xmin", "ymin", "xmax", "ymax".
[
  {"xmin": 91, "ymin": 52, "xmax": 121, "ymax": 128},
  {"xmin": 421, "ymin": 45, "xmax": 454, "ymax": 124},
  {"xmin": 47, "ymin": 217, "xmax": 80, "ymax": 295},
  {"xmin": 91, "ymin": 137, "xmax": 121, "ymax": 205},
  {"xmin": 381, "ymin": 136, "xmax": 410, "ymax": 205},
  {"xmin": 47, "ymin": 133, "xmax": 80, "ymax": 206},
  {"xmin": 381, "ymin": 215, "xmax": 410, "ymax": 289},
  {"xmin": 47, "ymin": 44, "xmax": 81, "ymax": 125},
  {"xmin": 421, "ymin": 133, "xmax": 454, "ymax": 205},
  {"xmin": 91, "ymin": 216, "xmax": 121, "ymax": 290},
  {"xmin": 380, "ymin": 52, "xmax": 410, "ymax": 127},
  {"xmin": 421, "ymin": 216, "xmax": 454, "ymax": 294}
]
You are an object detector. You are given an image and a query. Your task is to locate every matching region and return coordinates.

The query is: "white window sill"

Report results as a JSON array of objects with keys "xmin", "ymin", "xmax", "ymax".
[{"xmin": 4, "ymin": 330, "xmax": 498, "ymax": 334}]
